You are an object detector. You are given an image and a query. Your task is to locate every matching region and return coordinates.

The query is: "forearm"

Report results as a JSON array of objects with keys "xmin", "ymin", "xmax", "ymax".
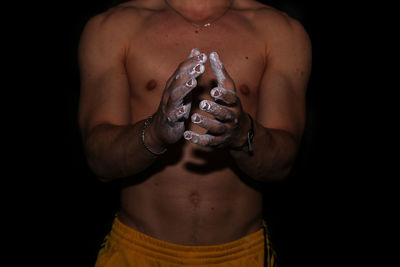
[
  {"xmin": 230, "ymin": 122, "xmax": 299, "ymax": 182},
  {"xmin": 80, "ymin": 50, "xmax": 207, "ymax": 182},
  {"xmin": 83, "ymin": 120, "xmax": 164, "ymax": 182}
]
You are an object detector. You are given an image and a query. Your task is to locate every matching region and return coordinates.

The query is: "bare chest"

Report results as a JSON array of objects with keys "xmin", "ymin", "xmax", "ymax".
[{"xmin": 125, "ymin": 14, "xmax": 266, "ymax": 122}]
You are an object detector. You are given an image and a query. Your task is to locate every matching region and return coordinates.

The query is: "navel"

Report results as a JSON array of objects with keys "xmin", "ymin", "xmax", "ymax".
[
  {"xmin": 189, "ymin": 192, "xmax": 201, "ymax": 206},
  {"xmin": 146, "ymin": 79, "xmax": 157, "ymax": 90},
  {"xmin": 239, "ymin": 84, "xmax": 250, "ymax": 96}
]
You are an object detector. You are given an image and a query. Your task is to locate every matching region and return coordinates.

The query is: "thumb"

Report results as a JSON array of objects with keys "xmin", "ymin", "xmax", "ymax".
[{"xmin": 209, "ymin": 52, "xmax": 235, "ymax": 91}]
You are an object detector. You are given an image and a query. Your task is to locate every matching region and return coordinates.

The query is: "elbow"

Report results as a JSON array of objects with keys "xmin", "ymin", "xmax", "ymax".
[
  {"xmin": 277, "ymin": 155, "xmax": 296, "ymax": 180},
  {"xmin": 83, "ymin": 132, "xmax": 119, "ymax": 183},
  {"xmin": 272, "ymin": 161, "xmax": 294, "ymax": 181},
  {"xmin": 255, "ymin": 163, "xmax": 293, "ymax": 183},
  {"xmin": 254, "ymin": 152, "xmax": 297, "ymax": 183},
  {"xmin": 256, "ymin": 129, "xmax": 299, "ymax": 182},
  {"xmin": 84, "ymin": 148, "xmax": 113, "ymax": 182},
  {"xmin": 86, "ymin": 156, "xmax": 114, "ymax": 183}
]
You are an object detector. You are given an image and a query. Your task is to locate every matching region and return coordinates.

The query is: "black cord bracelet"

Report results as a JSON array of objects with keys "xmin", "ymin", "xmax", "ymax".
[{"xmin": 230, "ymin": 114, "xmax": 254, "ymax": 155}]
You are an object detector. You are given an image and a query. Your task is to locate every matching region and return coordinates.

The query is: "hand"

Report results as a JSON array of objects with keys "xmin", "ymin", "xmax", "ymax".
[
  {"xmin": 148, "ymin": 48, "xmax": 207, "ymax": 148},
  {"xmin": 184, "ymin": 52, "xmax": 250, "ymax": 148}
]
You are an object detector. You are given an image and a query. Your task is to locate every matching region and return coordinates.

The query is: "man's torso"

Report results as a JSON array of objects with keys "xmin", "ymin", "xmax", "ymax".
[{"xmin": 104, "ymin": 0, "xmax": 277, "ymax": 245}]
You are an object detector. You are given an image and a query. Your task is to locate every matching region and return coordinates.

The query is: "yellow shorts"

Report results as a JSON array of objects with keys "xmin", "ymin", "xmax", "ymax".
[{"xmin": 95, "ymin": 217, "xmax": 277, "ymax": 267}]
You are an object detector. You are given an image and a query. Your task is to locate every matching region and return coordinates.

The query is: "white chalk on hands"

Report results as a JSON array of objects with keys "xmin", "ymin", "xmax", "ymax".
[
  {"xmin": 189, "ymin": 48, "xmax": 201, "ymax": 57},
  {"xmin": 189, "ymin": 64, "xmax": 205, "ymax": 75},
  {"xmin": 200, "ymin": 100, "xmax": 211, "ymax": 111},
  {"xmin": 191, "ymin": 113, "xmax": 202, "ymax": 124},
  {"xmin": 210, "ymin": 52, "xmax": 226, "ymax": 85},
  {"xmin": 184, "ymin": 131, "xmax": 192, "ymax": 140}
]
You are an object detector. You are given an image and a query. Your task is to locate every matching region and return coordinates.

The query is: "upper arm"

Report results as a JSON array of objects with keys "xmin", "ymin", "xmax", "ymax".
[
  {"xmin": 78, "ymin": 11, "xmax": 132, "ymax": 138},
  {"xmin": 256, "ymin": 13, "xmax": 312, "ymax": 142}
]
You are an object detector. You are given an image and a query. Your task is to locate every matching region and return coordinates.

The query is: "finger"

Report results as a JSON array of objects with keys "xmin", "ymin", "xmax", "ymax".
[
  {"xmin": 188, "ymin": 48, "xmax": 201, "ymax": 58},
  {"xmin": 184, "ymin": 131, "xmax": 215, "ymax": 146},
  {"xmin": 184, "ymin": 131, "xmax": 227, "ymax": 147},
  {"xmin": 191, "ymin": 113, "xmax": 226, "ymax": 134},
  {"xmin": 210, "ymin": 87, "xmax": 238, "ymax": 105},
  {"xmin": 166, "ymin": 52, "xmax": 207, "ymax": 88},
  {"xmin": 199, "ymin": 100, "xmax": 235, "ymax": 121},
  {"xmin": 167, "ymin": 103, "xmax": 191, "ymax": 123},
  {"xmin": 175, "ymin": 54, "xmax": 207, "ymax": 80},
  {"xmin": 169, "ymin": 61, "xmax": 205, "ymax": 103},
  {"xmin": 209, "ymin": 52, "xmax": 235, "ymax": 91},
  {"xmin": 169, "ymin": 57, "xmax": 206, "ymax": 105},
  {"xmin": 170, "ymin": 77, "xmax": 197, "ymax": 105}
]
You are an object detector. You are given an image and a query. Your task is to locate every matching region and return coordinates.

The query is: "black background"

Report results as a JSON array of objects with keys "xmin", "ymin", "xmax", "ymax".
[{"xmin": 17, "ymin": 0, "xmax": 377, "ymax": 266}]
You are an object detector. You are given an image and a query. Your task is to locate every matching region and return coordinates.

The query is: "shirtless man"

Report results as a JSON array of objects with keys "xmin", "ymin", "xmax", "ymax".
[{"xmin": 78, "ymin": 0, "xmax": 311, "ymax": 266}]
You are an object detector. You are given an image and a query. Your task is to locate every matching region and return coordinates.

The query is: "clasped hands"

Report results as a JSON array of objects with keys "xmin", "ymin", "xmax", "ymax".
[{"xmin": 149, "ymin": 48, "xmax": 250, "ymax": 150}]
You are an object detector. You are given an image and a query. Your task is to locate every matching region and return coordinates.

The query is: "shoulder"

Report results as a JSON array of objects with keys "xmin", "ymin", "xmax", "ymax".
[
  {"xmin": 80, "ymin": 0, "xmax": 163, "ymax": 43},
  {"xmin": 235, "ymin": 1, "xmax": 310, "ymax": 46},
  {"xmin": 79, "ymin": 0, "xmax": 166, "ymax": 61}
]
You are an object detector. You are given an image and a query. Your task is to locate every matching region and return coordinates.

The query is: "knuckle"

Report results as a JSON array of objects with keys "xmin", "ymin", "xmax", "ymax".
[
  {"xmin": 177, "ymin": 106, "xmax": 186, "ymax": 116},
  {"xmin": 230, "ymin": 95, "xmax": 239, "ymax": 105},
  {"xmin": 167, "ymin": 113, "xmax": 177, "ymax": 123},
  {"xmin": 210, "ymin": 102, "xmax": 221, "ymax": 113},
  {"xmin": 170, "ymin": 85, "xmax": 187, "ymax": 102},
  {"xmin": 224, "ymin": 91, "xmax": 237, "ymax": 104},
  {"xmin": 215, "ymin": 123, "xmax": 226, "ymax": 134},
  {"xmin": 220, "ymin": 123, "xmax": 227, "ymax": 132},
  {"xmin": 191, "ymin": 135, "xmax": 201, "ymax": 145},
  {"xmin": 203, "ymin": 135, "xmax": 214, "ymax": 145},
  {"xmin": 225, "ymin": 110, "xmax": 234, "ymax": 121},
  {"xmin": 233, "ymin": 117, "xmax": 239, "ymax": 127},
  {"xmin": 169, "ymin": 90, "xmax": 179, "ymax": 102}
]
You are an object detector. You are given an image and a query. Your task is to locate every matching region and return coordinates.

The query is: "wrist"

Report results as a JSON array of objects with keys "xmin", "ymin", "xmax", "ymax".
[
  {"xmin": 141, "ymin": 115, "xmax": 168, "ymax": 156},
  {"xmin": 230, "ymin": 114, "xmax": 254, "ymax": 155}
]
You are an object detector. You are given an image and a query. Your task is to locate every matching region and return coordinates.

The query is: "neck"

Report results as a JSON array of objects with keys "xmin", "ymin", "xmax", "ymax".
[{"xmin": 166, "ymin": 0, "xmax": 233, "ymax": 16}]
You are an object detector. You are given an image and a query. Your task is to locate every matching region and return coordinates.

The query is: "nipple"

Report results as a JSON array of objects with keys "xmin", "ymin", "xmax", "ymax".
[
  {"xmin": 239, "ymin": 84, "xmax": 250, "ymax": 96},
  {"xmin": 146, "ymin": 79, "xmax": 157, "ymax": 90}
]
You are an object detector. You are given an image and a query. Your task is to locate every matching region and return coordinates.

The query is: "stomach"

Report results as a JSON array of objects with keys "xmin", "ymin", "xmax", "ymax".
[{"xmin": 119, "ymin": 142, "xmax": 263, "ymax": 245}]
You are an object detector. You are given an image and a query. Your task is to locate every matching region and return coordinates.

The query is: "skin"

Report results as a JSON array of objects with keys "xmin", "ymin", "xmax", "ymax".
[{"xmin": 78, "ymin": 0, "xmax": 311, "ymax": 246}]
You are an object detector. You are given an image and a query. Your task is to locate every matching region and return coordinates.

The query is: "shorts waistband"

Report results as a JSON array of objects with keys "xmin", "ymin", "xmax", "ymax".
[{"xmin": 107, "ymin": 217, "xmax": 265, "ymax": 265}]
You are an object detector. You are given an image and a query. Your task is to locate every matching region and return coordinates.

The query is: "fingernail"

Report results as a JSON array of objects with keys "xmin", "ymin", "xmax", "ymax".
[
  {"xmin": 200, "ymin": 100, "xmax": 210, "ymax": 110},
  {"xmin": 192, "ymin": 114, "xmax": 201, "ymax": 124},
  {"xmin": 190, "ymin": 64, "xmax": 204, "ymax": 75},
  {"xmin": 184, "ymin": 131, "xmax": 192, "ymax": 140},
  {"xmin": 212, "ymin": 88, "xmax": 220, "ymax": 97},
  {"xmin": 186, "ymin": 78, "xmax": 195, "ymax": 87}
]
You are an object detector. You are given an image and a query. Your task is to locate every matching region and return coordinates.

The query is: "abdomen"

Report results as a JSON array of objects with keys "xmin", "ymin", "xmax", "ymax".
[{"xmin": 120, "ymin": 143, "xmax": 263, "ymax": 245}]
